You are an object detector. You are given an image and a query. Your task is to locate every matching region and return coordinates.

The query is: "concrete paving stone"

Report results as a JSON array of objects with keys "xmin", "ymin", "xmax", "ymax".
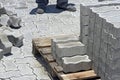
[
  {"xmin": 102, "ymin": 29, "xmax": 120, "ymax": 49},
  {"xmin": 17, "ymin": 63, "xmax": 33, "ymax": 75},
  {"xmin": 62, "ymin": 55, "xmax": 91, "ymax": 73},
  {"xmin": 21, "ymin": 46, "xmax": 34, "ymax": 57},
  {"xmin": 10, "ymin": 47, "xmax": 24, "ymax": 59},
  {"xmin": 0, "ymin": 33, "xmax": 12, "ymax": 54},
  {"xmin": 3, "ymin": 59, "xmax": 18, "ymax": 71},
  {"xmin": 7, "ymin": 15, "xmax": 21, "ymax": 29},
  {"xmin": 0, "ymin": 7, "xmax": 6, "ymax": 15},
  {"xmin": 7, "ymin": 31, "xmax": 24, "ymax": 47},
  {"xmin": 99, "ymin": 10, "xmax": 120, "ymax": 18},
  {"xmin": 90, "ymin": 6, "xmax": 117, "ymax": 13},
  {"xmin": 80, "ymin": 4, "xmax": 91, "ymax": 16},
  {"xmin": 92, "ymin": 14, "xmax": 103, "ymax": 71},
  {"xmin": 0, "ymin": 14, "xmax": 9, "ymax": 26},
  {"xmin": 87, "ymin": 41, "xmax": 93, "ymax": 60},
  {"xmin": 106, "ymin": 48, "xmax": 120, "ymax": 68},
  {"xmin": 33, "ymin": 67, "xmax": 50, "ymax": 80},
  {"xmin": 107, "ymin": 47, "xmax": 120, "ymax": 61},
  {"xmin": 0, "ymin": 70, "xmax": 21, "ymax": 79},
  {"xmin": 15, "ymin": 57, "xmax": 42, "ymax": 68},
  {"xmin": 51, "ymin": 35, "xmax": 79, "ymax": 58},
  {"xmin": 86, "ymin": 10, "xmax": 96, "ymax": 59},
  {"xmin": 56, "ymin": 41, "xmax": 86, "ymax": 58},
  {"xmin": 11, "ymin": 75, "xmax": 36, "ymax": 80},
  {"xmin": 105, "ymin": 64, "xmax": 120, "ymax": 79},
  {"xmin": 81, "ymin": 15, "xmax": 89, "ymax": 26},
  {"xmin": 0, "ymin": 61, "xmax": 6, "ymax": 73},
  {"xmin": 102, "ymin": 19, "xmax": 112, "ymax": 35},
  {"xmin": 15, "ymin": 1, "xmax": 28, "ymax": 9},
  {"xmin": 99, "ymin": 42, "xmax": 107, "ymax": 63},
  {"xmin": 98, "ymin": 58, "xmax": 106, "ymax": 76}
]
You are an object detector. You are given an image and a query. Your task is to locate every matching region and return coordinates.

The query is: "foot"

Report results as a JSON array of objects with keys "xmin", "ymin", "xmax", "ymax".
[
  {"xmin": 56, "ymin": 5, "xmax": 76, "ymax": 12},
  {"xmin": 36, "ymin": 8, "xmax": 44, "ymax": 14}
]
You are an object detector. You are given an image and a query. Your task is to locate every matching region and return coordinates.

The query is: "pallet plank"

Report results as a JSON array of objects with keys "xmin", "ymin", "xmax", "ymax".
[
  {"xmin": 38, "ymin": 47, "xmax": 51, "ymax": 55},
  {"xmin": 44, "ymin": 54, "xmax": 55, "ymax": 62},
  {"xmin": 61, "ymin": 70, "xmax": 97, "ymax": 80},
  {"xmin": 54, "ymin": 66, "xmax": 63, "ymax": 73},
  {"xmin": 33, "ymin": 37, "xmax": 51, "ymax": 48}
]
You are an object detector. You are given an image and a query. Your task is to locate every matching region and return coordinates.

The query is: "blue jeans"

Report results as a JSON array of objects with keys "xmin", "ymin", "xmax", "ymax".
[{"xmin": 36, "ymin": 0, "xmax": 68, "ymax": 9}]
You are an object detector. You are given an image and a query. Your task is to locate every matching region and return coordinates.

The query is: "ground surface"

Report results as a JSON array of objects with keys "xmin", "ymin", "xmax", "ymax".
[{"xmin": 0, "ymin": 0, "xmax": 91, "ymax": 80}]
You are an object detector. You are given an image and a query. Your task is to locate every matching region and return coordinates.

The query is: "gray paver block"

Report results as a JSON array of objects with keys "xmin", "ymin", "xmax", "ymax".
[
  {"xmin": 51, "ymin": 36, "xmax": 79, "ymax": 59},
  {"xmin": 0, "ymin": 14, "xmax": 9, "ymax": 26},
  {"xmin": 80, "ymin": 4, "xmax": 91, "ymax": 16},
  {"xmin": 0, "ymin": 33, "xmax": 12, "ymax": 54},
  {"xmin": 0, "ymin": 70, "xmax": 21, "ymax": 79},
  {"xmin": 8, "ymin": 15, "xmax": 21, "ymax": 29},
  {"xmin": 56, "ymin": 41, "xmax": 86, "ymax": 58},
  {"xmin": 55, "ymin": 41, "xmax": 86, "ymax": 65},
  {"xmin": 3, "ymin": 59, "xmax": 18, "ymax": 71},
  {"xmin": 17, "ymin": 64, "xmax": 33, "ymax": 75},
  {"xmin": 81, "ymin": 15, "xmax": 89, "ymax": 26},
  {"xmin": 1, "ymin": 27, "xmax": 24, "ymax": 47},
  {"xmin": 62, "ymin": 55, "xmax": 91, "ymax": 73},
  {"xmin": 15, "ymin": 1, "xmax": 28, "ymax": 9},
  {"xmin": 11, "ymin": 75, "xmax": 36, "ymax": 80},
  {"xmin": 0, "ymin": 7, "xmax": 6, "ymax": 15}
]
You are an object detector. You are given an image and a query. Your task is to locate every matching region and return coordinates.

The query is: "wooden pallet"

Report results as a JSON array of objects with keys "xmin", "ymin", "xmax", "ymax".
[{"xmin": 32, "ymin": 37, "xmax": 99, "ymax": 80}]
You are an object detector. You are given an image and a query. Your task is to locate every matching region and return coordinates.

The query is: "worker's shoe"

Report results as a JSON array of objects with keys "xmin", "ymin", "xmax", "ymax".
[
  {"xmin": 36, "ymin": 8, "xmax": 44, "ymax": 14},
  {"xmin": 56, "ymin": 5, "xmax": 76, "ymax": 12}
]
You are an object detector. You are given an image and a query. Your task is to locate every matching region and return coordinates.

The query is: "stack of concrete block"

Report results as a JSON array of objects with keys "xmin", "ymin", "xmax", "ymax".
[
  {"xmin": 51, "ymin": 36, "xmax": 91, "ymax": 73},
  {"xmin": 51, "ymin": 36, "xmax": 79, "ymax": 59},
  {"xmin": 80, "ymin": 1, "xmax": 120, "ymax": 80}
]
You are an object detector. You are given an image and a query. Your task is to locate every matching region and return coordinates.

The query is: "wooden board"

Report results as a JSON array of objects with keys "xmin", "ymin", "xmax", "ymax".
[
  {"xmin": 61, "ymin": 70, "xmax": 97, "ymax": 80},
  {"xmin": 32, "ymin": 37, "xmax": 51, "ymax": 48},
  {"xmin": 32, "ymin": 37, "xmax": 99, "ymax": 80}
]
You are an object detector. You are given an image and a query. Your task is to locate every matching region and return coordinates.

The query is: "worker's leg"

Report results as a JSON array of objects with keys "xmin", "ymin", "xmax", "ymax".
[
  {"xmin": 36, "ymin": 0, "xmax": 49, "ymax": 14},
  {"xmin": 36, "ymin": 0, "xmax": 49, "ymax": 9},
  {"xmin": 56, "ymin": 0, "xmax": 76, "ymax": 12},
  {"xmin": 57, "ymin": 0, "xmax": 68, "ymax": 8}
]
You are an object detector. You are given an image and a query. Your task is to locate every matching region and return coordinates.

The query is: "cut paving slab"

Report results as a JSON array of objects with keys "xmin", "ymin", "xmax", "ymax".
[
  {"xmin": 55, "ymin": 41, "xmax": 86, "ymax": 65},
  {"xmin": 56, "ymin": 41, "xmax": 86, "ymax": 58},
  {"xmin": 62, "ymin": 55, "xmax": 91, "ymax": 73},
  {"xmin": 51, "ymin": 35, "xmax": 79, "ymax": 59}
]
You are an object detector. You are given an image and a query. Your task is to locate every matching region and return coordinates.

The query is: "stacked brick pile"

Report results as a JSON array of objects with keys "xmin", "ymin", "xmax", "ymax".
[
  {"xmin": 51, "ymin": 36, "xmax": 91, "ymax": 73},
  {"xmin": 80, "ymin": 2, "xmax": 120, "ymax": 80}
]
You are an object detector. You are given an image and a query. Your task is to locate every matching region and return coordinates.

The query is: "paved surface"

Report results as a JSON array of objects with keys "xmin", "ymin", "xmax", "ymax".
[{"xmin": 0, "ymin": 0, "xmax": 90, "ymax": 80}]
